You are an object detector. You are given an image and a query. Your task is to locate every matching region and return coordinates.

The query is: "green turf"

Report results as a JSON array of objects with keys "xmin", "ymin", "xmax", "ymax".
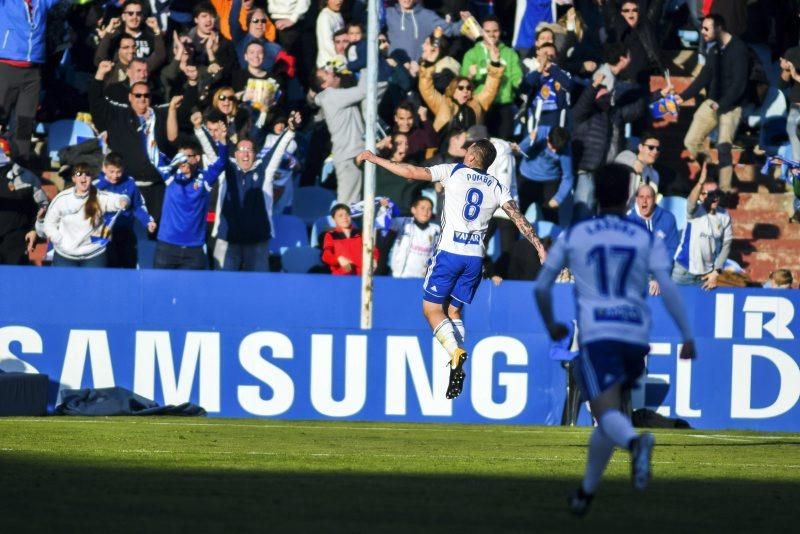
[{"xmin": 0, "ymin": 418, "xmax": 798, "ymax": 532}]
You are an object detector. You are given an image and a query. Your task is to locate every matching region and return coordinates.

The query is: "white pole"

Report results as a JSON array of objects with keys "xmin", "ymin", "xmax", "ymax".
[{"xmin": 360, "ymin": 0, "xmax": 379, "ymax": 330}]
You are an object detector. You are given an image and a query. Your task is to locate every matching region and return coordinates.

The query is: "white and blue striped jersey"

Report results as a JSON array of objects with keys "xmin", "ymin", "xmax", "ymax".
[
  {"xmin": 429, "ymin": 163, "xmax": 513, "ymax": 258},
  {"xmin": 540, "ymin": 214, "xmax": 673, "ymax": 346},
  {"xmin": 674, "ymin": 204, "xmax": 732, "ymax": 275}
]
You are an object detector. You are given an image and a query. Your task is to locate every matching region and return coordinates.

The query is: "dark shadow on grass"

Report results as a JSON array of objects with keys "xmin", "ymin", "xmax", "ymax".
[{"xmin": 0, "ymin": 455, "xmax": 797, "ymax": 533}]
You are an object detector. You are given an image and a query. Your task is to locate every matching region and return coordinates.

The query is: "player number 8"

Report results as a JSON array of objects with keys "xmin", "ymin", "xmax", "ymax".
[{"xmin": 463, "ymin": 187, "xmax": 483, "ymax": 221}]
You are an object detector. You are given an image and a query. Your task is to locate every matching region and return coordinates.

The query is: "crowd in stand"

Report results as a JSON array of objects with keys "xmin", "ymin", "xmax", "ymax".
[{"xmin": 0, "ymin": 0, "xmax": 798, "ymax": 288}]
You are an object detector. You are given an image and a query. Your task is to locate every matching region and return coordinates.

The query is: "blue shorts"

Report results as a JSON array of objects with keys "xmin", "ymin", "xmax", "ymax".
[
  {"xmin": 422, "ymin": 250, "xmax": 483, "ymax": 307},
  {"xmin": 574, "ymin": 340, "xmax": 649, "ymax": 401}
]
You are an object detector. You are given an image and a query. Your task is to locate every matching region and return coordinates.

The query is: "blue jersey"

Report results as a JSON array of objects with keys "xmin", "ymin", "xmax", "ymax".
[{"xmin": 540, "ymin": 214, "xmax": 673, "ymax": 346}]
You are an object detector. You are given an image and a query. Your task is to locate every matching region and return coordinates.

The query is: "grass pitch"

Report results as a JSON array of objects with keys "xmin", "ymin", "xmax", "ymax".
[{"xmin": 0, "ymin": 418, "xmax": 797, "ymax": 533}]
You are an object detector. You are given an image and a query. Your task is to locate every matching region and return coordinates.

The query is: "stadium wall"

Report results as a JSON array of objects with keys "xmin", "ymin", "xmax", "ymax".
[{"xmin": 0, "ymin": 266, "xmax": 797, "ymax": 431}]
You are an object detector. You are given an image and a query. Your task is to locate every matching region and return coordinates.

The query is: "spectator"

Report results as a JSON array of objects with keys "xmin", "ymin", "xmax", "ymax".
[
  {"xmin": 603, "ymin": 0, "xmax": 665, "ymax": 87},
  {"xmin": 269, "ymin": 0, "xmax": 312, "ymax": 50},
  {"xmin": 520, "ymin": 41, "xmax": 573, "ymax": 133},
  {"xmin": 571, "ymin": 44, "xmax": 642, "ymax": 221},
  {"xmin": 90, "ymin": 60, "xmax": 173, "ymax": 226},
  {"xmin": 93, "ymin": 152, "xmax": 157, "ymax": 268},
  {"xmin": 0, "ymin": 141, "xmax": 48, "ymax": 265},
  {"xmin": 212, "ymin": 112, "xmax": 300, "ymax": 271},
  {"xmin": 614, "ymin": 131, "xmax": 661, "ymax": 206},
  {"xmin": 672, "ymin": 164, "xmax": 733, "ymax": 290},
  {"xmin": 0, "ymin": 0, "xmax": 63, "ymax": 161},
  {"xmin": 461, "ymin": 16, "xmax": 523, "ymax": 139},
  {"xmin": 419, "ymin": 44, "xmax": 504, "ymax": 134},
  {"xmin": 43, "ymin": 162, "xmax": 130, "ymax": 268},
  {"xmin": 375, "ymin": 132, "xmax": 424, "ymax": 215},
  {"xmin": 763, "ymin": 269, "xmax": 794, "ymax": 289},
  {"xmin": 228, "ymin": 0, "xmax": 281, "ymax": 71},
  {"xmin": 321, "ymin": 203, "xmax": 378, "ymax": 275},
  {"xmin": 312, "ymin": 68, "xmax": 372, "ymax": 204},
  {"xmin": 779, "ymin": 48, "xmax": 800, "ymax": 162},
  {"xmin": 261, "ymin": 115, "xmax": 301, "ymax": 215},
  {"xmin": 155, "ymin": 135, "xmax": 228, "ymax": 270},
  {"xmin": 94, "ymin": 2, "xmax": 166, "ymax": 74},
  {"xmin": 316, "ymin": 0, "xmax": 345, "ymax": 68},
  {"xmin": 516, "ymin": 126, "xmax": 574, "ymax": 225},
  {"xmin": 628, "ymin": 183, "xmax": 679, "ymax": 295},
  {"xmin": 331, "ymin": 29, "xmax": 351, "ymax": 66},
  {"xmin": 210, "ymin": 87, "xmax": 252, "ymax": 143},
  {"xmin": 105, "ymin": 59, "xmax": 150, "ymax": 103},
  {"xmin": 536, "ymin": 5, "xmax": 600, "ymax": 76},
  {"xmin": 424, "ymin": 128, "xmax": 468, "ymax": 219},
  {"xmin": 96, "ymin": 35, "xmax": 137, "ymax": 87},
  {"xmin": 385, "ymin": 0, "xmax": 468, "ymax": 61},
  {"xmin": 677, "ymin": 14, "xmax": 749, "ymax": 194},
  {"xmin": 376, "ymin": 101, "xmax": 437, "ymax": 164},
  {"xmin": 187, "ymin": 2, "xmax": 237, "ymax": 81},
  {"xmin": 389, "ymin": 196, "xmax": 441, "ymax": 278},
  {"xmin": 222, "ymin": 0, "xmax": 276, "ymax": 43},
  {"xmin": 232, "ymin": 42, "xmax": 271, "ymax": 92}
]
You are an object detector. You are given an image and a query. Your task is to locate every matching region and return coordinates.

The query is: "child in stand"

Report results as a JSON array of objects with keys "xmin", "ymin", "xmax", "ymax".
[
  {"xmin": 93, "ymin": 152, "xmax": 157, "ymax": 268},
  {"xmin": 321, "ymin": 203, "xmax": 379, "ymax": 275}
]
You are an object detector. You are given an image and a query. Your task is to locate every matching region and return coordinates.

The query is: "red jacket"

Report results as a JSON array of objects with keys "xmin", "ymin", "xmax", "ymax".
[{"xmin": 321, "ymin": 227, "xmax": 379, "ymax": 275}]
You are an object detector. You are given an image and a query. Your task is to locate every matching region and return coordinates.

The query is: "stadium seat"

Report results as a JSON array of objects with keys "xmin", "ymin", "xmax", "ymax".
[
  {"xmin": 269, "ymin": 214, "xmax": 309, "ymax": 254},
  {"xmin": 658, "ymin": 195, "xmax": 688, "ymax": 232},
  {"xmin": 486, "ymin": 232, "xmax": 501, "ymax": 262},
  {"xmin": 47, "ymin": 119, "xmax": 96, "ymax": 164},
  {"xmin": 310, "ymin": 215, "xmax": 335, "ymax": 247},
  {"xmin": 535, "ymin": 220, "xmax": 561, "ymax": 240},
  {"xmin": 292, "ymin": 186, "xmax": 337, "ymax": 226},
  {"xmin": 281, "ymin": 246, "xmax": 323, "ymax": 273},
  {"xmin": 524, "ymin": 203, "xmax": 540, "ymax": 224}
]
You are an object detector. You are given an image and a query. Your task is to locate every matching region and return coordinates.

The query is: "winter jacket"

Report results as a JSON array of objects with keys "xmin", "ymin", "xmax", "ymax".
[
  {"xmin": 680, "ymin": 35, "xmax": 750, "ymax": 113},
  {"xmin": 460, "ymin": 42, "xmax": 523, "ymax": 105},
  {"xmin": 88, "ymin": 79, "xmax": 172, "ymax": 185},
  {"xmin": 268, "ymin": 0, "xmax": 311, "ymax": 24},
  {"xmin": 571, "ymin": 83, "xmax": 644, "ymax": 172},
  {"xmin": 518, "ymin": 130, "xmax": 574, "ymax": 206},
  {"xmin": 321, "ymin": 227, "xmax": 378, "ymax": 275},
  {"xmin": 157, "ymin": 144, "xmax": 228, "ymax": 248},
  {"xmin": 627, "ymin": 205, "xmax": 679, "ymax": 261},
  {"xmin": 520, "ymin": 64, "xmax": 573, "ymax": 129},
  {"xmin": 419, "ymin": 62, "xmax": 504, "ymax": 132},
  {"xmin": 93, "ymin": 174, "xmax": 153, "ymax": 231},
  {"xmin": 604, "ymin": 0, "xmax": 665, "ymax": 85},
  {"xmin": 43, "ymin": 188, "xmax": 128, "ymax": 260},
  {"xmin": 213, "ymin": 129, "xmax": 295, "ymax": 243},
  {"xmin": 385, "ymin": 4, "xmax": 462, "ymax": 61},
  {"xmin": 0, "ymin": 0, "xmax": 61, "ymax": 64}
]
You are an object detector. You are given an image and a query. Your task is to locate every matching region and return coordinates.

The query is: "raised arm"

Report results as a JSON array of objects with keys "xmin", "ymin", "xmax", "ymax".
[
  {"xmin": 356, "ymin": 150, "xmax": 433, "ymax": 181},
  {"xmin": 501, "ymin": 199, "xmax": 546, "ymax": 262}
]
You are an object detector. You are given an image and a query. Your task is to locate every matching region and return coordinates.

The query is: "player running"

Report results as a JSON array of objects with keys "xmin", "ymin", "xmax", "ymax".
[
  {"xmin": 533, "ymin": 164, "xmax": 696, "ymax": 516},
  {"xmin": 357, "ymin": 140, "xmax": 547, "ymax": 399}
]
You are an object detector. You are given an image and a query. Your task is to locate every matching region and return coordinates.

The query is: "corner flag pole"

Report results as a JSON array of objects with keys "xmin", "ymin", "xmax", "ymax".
[{"xmin": 360, "ymin": 0, "xmax": 379, "ymax": 330}]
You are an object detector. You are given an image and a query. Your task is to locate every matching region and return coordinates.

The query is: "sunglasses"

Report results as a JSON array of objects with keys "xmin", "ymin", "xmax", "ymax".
[
  {"xmin": 250, "ymin": 18, "xmax": 267, "ymax": 24},
  {"xmin": 123, "ymin": 10, "xmax": 142, "ymax": 16},
  {"xmin": 642, "ymin": 144, "xmax": 661, "ymax": 152},
  {"xmin": 131, "ymin": 92, "xmax": 150, "ymax": 99},
  {"xmin": 622, "ymin": 8, "xmax": 639, "ymax": 13},
  {"xmin": 218, "ymin": 95, "xmax": 236, "ymax": 102},
  {"xmin": 457, "ymin": 84, "xmax": 472, "ymax": 91}
]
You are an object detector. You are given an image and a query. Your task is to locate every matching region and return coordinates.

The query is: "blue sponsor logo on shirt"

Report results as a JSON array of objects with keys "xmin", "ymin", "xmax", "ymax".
[
  {"xmin": 453, "ymin": 231, "xmax": 482, "ymax": 245},
  {"xmin": 594, "ymin": 306, "xmax": 643, "ymax": 324}
]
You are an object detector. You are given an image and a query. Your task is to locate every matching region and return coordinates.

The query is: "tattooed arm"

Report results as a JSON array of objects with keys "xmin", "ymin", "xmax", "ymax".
[
  {"xmin": 502, "ymin": 199, "xmax": 547, "ymax": 263},
  {"xmin": 356, "ymin": 150, "xmax": 433, "ymax": 181}
]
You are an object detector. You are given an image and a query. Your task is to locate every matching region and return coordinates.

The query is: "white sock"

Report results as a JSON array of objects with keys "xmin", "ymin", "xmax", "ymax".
[
  {"xmin": 433, "ymin": 319, "xmax": 460, "ymax": 360},
  {"xmin": 451, "ymin": 319, "xmax": 465, "ymax": 349},
  {"xmin": 581, "ymin": 427, "xmax": 616, "ymax": 494},
  {"xmin": 598, "ymin": 410, "xmax": 638, "ymax": 450}
]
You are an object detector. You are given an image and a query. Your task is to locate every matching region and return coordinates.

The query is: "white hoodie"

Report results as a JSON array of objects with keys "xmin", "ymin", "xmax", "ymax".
[
  {"xmin": 44, "ymin": 188, "xmax": 128, "ymax": 260},
  {"xmin": 268, "ymin": 0, "xmax": 311, "ymax": 23}
]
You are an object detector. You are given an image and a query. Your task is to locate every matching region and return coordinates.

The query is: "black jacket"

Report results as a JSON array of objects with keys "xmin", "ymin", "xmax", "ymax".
[
  {"xmin": 604, "ymin": 0, "xmax": 665, "ymax": 85},
  {"xmin": 89, "ymin": 79, "xmax": 173, "ymax": 184},
  {"xmin": 680, "ymin": 36, "xmax": 750, "ymax": 113},
  {"xmin": 571, "ymin": 83, "xmax": 645, "ymax": 172}
]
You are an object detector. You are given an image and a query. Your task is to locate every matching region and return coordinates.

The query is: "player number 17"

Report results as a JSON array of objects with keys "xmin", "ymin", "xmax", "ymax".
[{"xmin": 587, "ymin": 245, "xmax": 636, "ymax": 297}]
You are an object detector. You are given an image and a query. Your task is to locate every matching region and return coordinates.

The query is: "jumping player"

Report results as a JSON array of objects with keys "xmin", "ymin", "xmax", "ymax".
[
  {"xmin": 357, "ymin": 140, "xmax": 547, "ymax": 399},
  {"xmin": 533, "ymin": 164, "xmax": 696, "ymax": 515}
]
